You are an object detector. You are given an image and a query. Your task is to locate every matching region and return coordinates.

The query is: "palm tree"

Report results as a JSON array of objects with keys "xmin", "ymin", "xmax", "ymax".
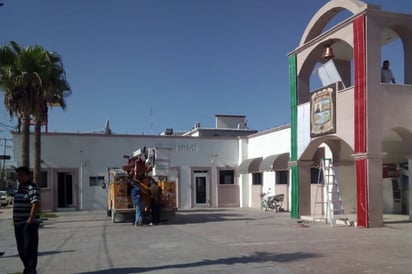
[
  {"xmin": 31, "ymin": 50, "xmax": 71, "ymax": 184},
  {"xmin": 0, "ymin": 41, "xmax": 71, "ymax": 184},
  {"xmin": 0, "ymin": 41, "xmax": 45, "ymax": 168}
]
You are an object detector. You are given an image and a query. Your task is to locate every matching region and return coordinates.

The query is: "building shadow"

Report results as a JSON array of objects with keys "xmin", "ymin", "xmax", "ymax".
[
  {"xmin": 168, "ymin": 212, "xmax": 255, "ymax": 225},
  {"xmin": 75, "ymin": 251, "xmax": 321, "ymax": 274}
]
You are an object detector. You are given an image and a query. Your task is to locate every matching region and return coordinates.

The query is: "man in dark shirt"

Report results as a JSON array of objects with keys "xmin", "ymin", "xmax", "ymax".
[
  {"xmin": 149, "ymin": 181, "xmax": 162, "ymax": 225},
  {"xmin": 13, "ymin": 166, "xmax": 41, "ymax": 274}
]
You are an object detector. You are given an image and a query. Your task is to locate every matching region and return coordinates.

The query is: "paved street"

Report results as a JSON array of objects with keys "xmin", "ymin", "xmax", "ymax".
[{"xmin": 1, "ymin": 206, "xmax": 412, "ymax": 274}]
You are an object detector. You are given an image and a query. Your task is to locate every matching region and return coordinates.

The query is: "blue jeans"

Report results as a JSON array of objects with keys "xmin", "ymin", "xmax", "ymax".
[{"xmin": 133, "ymin": 200, "xmax": 142, "ymax": 225}]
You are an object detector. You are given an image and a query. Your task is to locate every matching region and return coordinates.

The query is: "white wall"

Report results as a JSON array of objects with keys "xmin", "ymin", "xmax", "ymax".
[
  {"xmin": 242, "ymin": 127, "xmax": 291, "ymax": 207},
  {"xmin": 248, "ymin": 127, "xmax": 291, "ymax": 158},
  {"xmin": 13, "ymin": 133, "xmax": 239, "ymax": 210},
  {"xmin": 238, "ymin": 137, "xmax": 249, "ymax": 207},
  {"xmin": 13, "ymin": 126, "xmax": 291, "ymax": 211}
]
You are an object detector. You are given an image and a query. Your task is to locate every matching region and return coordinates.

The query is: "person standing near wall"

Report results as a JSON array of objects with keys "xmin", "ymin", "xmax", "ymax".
[
  {"xmin": 13, "ymin": 166, "xmax": 41, "ymax": 274},
  {"xmin": 381, "ymin": 60, "xmax": 396, "ymax": 83},
  {"xmin": 149, "ymin": 180, "xmax": 162, "ymax": 225}
]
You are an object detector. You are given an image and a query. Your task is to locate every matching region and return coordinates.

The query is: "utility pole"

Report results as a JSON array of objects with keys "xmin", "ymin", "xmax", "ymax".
[
  {"xmin": 0, "ymin": 0, "xmax": 10, "ymax": 189},
  {"xmin": 0, "ymin": 138, "xmax": 12, "ymax": 189}
]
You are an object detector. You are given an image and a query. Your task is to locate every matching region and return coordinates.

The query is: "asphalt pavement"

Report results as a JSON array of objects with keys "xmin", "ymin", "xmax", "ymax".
[{"xmin": 1, "ymin": 206, "xmax": 412, "ymax": 274}]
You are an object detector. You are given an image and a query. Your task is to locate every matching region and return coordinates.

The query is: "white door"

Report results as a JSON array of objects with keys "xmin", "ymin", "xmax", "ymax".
[{"xmin": 194, "ymin": 171, "xmax": 209, "ymax": 207}]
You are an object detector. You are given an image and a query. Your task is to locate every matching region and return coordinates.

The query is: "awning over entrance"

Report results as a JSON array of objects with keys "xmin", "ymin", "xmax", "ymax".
[
  {"xmin": 259, "ymin": 153, "xmax": 290, "ymax": 171},
  {"xmin": 238, "ymin": 157, "xmax": 263, "ymax": 174}
]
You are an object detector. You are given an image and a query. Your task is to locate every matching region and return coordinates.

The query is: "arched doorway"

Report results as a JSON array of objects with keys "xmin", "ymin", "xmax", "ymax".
[
  {"xmin": 382, "ymin": 128, "xmax": 412, "ymax": 222},
  {"xmin": 298, "ymin": 137, "xmax": 356, "ymax": 224}
]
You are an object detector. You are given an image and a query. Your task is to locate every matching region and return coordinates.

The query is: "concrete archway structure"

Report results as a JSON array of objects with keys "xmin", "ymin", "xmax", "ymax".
[{"xmin": 288, "ymin": 0, "xmax": 412, "ymax": 227}]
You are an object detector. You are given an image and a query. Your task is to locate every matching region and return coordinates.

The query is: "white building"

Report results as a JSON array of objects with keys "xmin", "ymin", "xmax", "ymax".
[{"xmin": 11, "ymin": 115, "xmax": 291, "ymax": 212}]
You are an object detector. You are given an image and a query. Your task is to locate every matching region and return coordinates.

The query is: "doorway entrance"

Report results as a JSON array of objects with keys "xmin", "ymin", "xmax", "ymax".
[
  {"xmin": 57, "ymin": 172, "xmax": 74, "ymax": 208},
  {"xmin": 193, "ymin": 171, "xmax": 209, "ymax": 207}
]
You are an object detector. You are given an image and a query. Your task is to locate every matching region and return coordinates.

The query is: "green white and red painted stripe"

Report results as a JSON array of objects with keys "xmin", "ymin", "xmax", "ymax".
[{"xmin": 288, "ymin": 14, "xmax": 369, "ymax": 227}]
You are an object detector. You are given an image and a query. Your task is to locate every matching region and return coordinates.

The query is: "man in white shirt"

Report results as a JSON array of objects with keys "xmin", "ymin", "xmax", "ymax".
[{"xmin": 381, "ymin": 60, "xmax": 396, "ymax": 83}]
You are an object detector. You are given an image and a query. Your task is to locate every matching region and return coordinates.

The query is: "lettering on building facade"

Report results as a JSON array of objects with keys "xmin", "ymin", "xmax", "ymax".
[{"xmin": 155, "ymin": 143, "xmax": 199, "ymax": 152}]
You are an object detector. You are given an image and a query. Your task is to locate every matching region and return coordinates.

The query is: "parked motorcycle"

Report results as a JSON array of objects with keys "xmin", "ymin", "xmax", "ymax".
[{"xmin": 260, "ymin": 190, "xmax": 284, "ymax": 212}]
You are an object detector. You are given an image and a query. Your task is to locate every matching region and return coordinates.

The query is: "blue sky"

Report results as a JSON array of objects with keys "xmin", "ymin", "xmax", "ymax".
[{"xmin": 0, "ymin": 0, "xmax": 411, "ymax": 145}]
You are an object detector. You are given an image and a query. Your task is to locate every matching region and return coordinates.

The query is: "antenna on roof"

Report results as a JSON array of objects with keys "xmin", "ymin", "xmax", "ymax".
[
  {"xmin": 104, "ymin": 119, "xmax": 112, "ymax": 134},
  {"xmin": 150, "ymin": 107, "xmax": 154, "ymax": 134}
]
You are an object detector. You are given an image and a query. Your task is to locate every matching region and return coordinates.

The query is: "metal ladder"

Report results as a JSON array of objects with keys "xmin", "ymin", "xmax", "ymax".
[{"xmin": 313, "ymin": 158, "xmax": 348, "ymax": 226}]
